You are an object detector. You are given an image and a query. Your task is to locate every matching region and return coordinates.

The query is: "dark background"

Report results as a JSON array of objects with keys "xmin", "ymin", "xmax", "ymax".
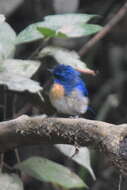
[{"xmin": 1, "ymin": 0, "xmax": 127, "ymax": 189}]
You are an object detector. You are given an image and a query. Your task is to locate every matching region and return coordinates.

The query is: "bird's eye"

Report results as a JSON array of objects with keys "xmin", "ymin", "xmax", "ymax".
[
  {"xmin": 54, "ymin": 73, "xmax": 60, "ymax": 78},
  {"xmin": 54, "ymin": 70, "xmax": 66, "ymax": 79}
]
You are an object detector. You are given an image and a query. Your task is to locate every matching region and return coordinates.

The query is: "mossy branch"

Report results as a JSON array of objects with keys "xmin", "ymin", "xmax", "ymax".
[{"xmin": 0, "ymin": 115, "xmax": 127, "ymax": 175}]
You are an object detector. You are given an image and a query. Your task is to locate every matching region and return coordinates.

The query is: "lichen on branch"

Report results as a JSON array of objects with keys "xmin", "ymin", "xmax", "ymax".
[{"xmin": 0, "ymin": 115, "xmax": 127, "ymax": 175}]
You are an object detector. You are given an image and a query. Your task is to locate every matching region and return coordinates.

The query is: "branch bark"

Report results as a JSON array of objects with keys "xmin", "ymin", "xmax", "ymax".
[{"xmin": 0, "ymin": 115, "xmax": 127, "ymax": 175}]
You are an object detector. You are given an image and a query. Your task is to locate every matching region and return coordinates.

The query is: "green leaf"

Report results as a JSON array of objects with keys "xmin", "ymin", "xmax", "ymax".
[
  {"xmin": 16, "ymin": 22, "xmax": 45, "ymax": 44},
  {"xmin": 44, "ymin": 13, "xmax": 97, "ymax": 26},
  {"xmin": 16, "ymin": 13, "xmax": 101, "ymax": 44},
  {"xmin": 77, "ymin": 23, "xmax": 102, "ymax": 37},
  {"xmin": 0, "ymin": 172, "xmax": 23, "ymax": 190},
  {"xmin": 59, "ymin": 23, "xmax": 102, "ymax": 37},
  {"xmin": 37, "ymin": 27, "xmax": 67, "ymax": 38},
  {"xmin": 55, "ymin": 145, "xmax": 96, "ymax": 180},
  {"xmin": 37, "ymin": 27, "xmax": 56, "ymax": 37},
  {"xmin": 0, "ymin": 59, "xmax": 42, "ymax": 93},
  {"xmin": 39, "ymin": 46, "xmax": 88, "ymax": 70},
  {"xmin": 15, "ymin": 156, "xmax": 87, "ymax": 189},
  {"xmin": 0, "ymin": 21, "xmax": 16, "ymax": 60}
]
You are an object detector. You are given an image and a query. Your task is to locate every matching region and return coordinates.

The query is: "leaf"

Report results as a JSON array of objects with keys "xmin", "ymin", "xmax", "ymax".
[
  {"xmin": 39, "ymin": 46, "xmax": 95, "ymax": 75},
  {"xmin": 0, "ymin": 59, "xmax": 42, "ymax": 93},
  {"xmin": 0, "ymin": 14, "xmax": 6, "ymax": 23},
  {"xmin": 39, "ymin": 46, "xmax": 88, "ymax": 70},
  {"xmin": 15, "ymin": 156, "xmax": 87, "ymax": 189},
  {"xmin": 16, "ymin": 13, "xmax": 101, "ymax": 44},
  {"xmin": 0, "ymin": 59, "xmax": 41, "ymax": 78},
  {"xmin": 0, "ymin": 73, "xmax": 42, "ymax": 93},
  {"xmin": 0, "ymin": 172, "xmax": 23, "ymax": 190},
  {"xmin": 55, "ymin": 145, "xmax": 96, "ymax": 180},
  {"xmin": 58, "ymin": 23, "xmax": 101, "ymax": 38},
  {"xmin": 0, "ymin": 21, "xmax": 16, "ymax": 60},
  {"xmin": 44, "ymin": 13, "xmax": 97, "ymax": 26},
  {"xmin": 16, "ymin": 22, "xmax": 45, "ymax": 44},
  {"xmin": 37, "ymin": 27, "xmax": 67, "ymax": 38}
]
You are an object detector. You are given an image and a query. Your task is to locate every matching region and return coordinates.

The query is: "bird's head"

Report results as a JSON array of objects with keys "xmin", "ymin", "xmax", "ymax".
[
  {"xmin": 51, "ymin": 64, "xmax": 88, "ymax": 96},
  {"xmin": 52, "ymin": 64, "xmax": 80, "ymax": 83}
]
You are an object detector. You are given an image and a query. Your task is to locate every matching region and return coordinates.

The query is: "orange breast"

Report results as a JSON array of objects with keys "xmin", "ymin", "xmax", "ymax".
[{"xmin": 50, "ymin": 83, "xmax": 65, "ymax": 99}]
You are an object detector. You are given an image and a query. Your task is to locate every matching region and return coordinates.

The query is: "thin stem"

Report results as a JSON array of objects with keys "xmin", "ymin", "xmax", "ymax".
[
  {"xmin": 14, "ymin": 103, "xmax": 32, "ymax": 118},
  {"xmin": 12, "ymin": 95, "xmax": 21, "ymax": 164},
  {"xmin": 12, "ymin": 94, "xmax": 17, "ymax": 117},
  {"xmin": 37, "ymin": 90, "xmax": 44, "ymax": 102},
  {"xmin": 0, "ymin": 153, "xmax": 4, "ymax": 171},
  {"xmin": 1, "ymin": 87, "xmax": 7, "ymax": 171},
  {"xmin": 14, "ymin": 148, "xmax": 21, "ymax": 163},
  {"xmin": 118, "ymin": 174, "xmax": 122, "ymax": 190},
  {"xmin": 3, "ymin": 86, "xmax": 7, "ymax": 121},
  {"xmin": 28, "ymin": 37, "xmax": 50, "ymax": 59}
]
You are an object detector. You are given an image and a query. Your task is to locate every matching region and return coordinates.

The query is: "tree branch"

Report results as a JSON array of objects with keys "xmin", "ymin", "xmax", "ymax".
[
  {"xmin": 0, "ymin": 115, "xmax": 127, "ymax": 175},
  {"xmin": 79, "ymin": 1, "xmax": 127, "ymax": 56}
]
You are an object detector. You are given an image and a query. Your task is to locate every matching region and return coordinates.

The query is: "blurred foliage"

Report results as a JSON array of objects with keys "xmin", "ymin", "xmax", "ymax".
[
  {"xmin": 0, "ymin": 0, "xmax": 127, "ymax": 190},
  {"xmin": 15, "ymin": 156, "xmax": 87, "ymax": 189},
  {"xmin": 0, "ymin": 10, "xmax": 102, "ymax": 190},
  {"xmin": 0, "ymin": 170, "xmax": 23, "ymax": 190},
  {"xmin": 17, "ymin": 13, "xmax": 101, "ymax": 44}
]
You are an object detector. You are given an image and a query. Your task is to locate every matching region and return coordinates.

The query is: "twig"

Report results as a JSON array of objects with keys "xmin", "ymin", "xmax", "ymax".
[
  {"xmin": 1, "ymin": 87, "xmax": 7, "ymax": 171},
  {"xmin": 37, "ymin": 91, "xmax": 44, "ymax": 102},
  {"xmin": 0, "ymin": 153, "xmax": 4, "ymax": 171},
  {"xmin": 79, "ymin": 2, "xmax": 127, "ymax": 56},
  {"xmin": 118, "ymin": 174, "xmax": 122, "ymax": 190},
  {"xmin": 12, "ymin": 95, "xmax": 22, "ymax": 164},
  {"xmin": 13, "ymin": 103, "xmax": 32, "ymax": 118},
  {"xmin": 14, "ymin": 148, "xmax": 21, "ymax": 163},
  {"xmin": 28, "ymin": 37, "xmax": 50, "ymax": 59},
  {"xmin": 3, "ymin": 86, "xmax": 7, "ymax": 121}
]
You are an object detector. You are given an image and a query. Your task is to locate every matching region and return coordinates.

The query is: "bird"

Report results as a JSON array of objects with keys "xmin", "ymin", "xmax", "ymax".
[{"xmin": 48, "ymin": 64, "xmax": 89, "ymax": 116}]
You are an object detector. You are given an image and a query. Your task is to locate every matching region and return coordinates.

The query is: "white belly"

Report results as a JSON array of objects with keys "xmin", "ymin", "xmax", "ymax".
[{"xmin": 49, "ymin": 90, "xmax": 89, "ymax": 115}]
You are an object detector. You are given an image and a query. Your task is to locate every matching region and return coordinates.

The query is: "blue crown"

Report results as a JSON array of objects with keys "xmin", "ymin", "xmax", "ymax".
[{"xmin": 52, "ymin": 64, "xmax": 88, "ymax": 96}]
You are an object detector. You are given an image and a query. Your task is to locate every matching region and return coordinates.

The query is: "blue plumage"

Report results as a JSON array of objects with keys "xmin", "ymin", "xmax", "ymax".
[
  {"xmin": 49, "ymin": 64, "xmax": 89, "ymax": 115},
  {"xmin": 53, "ymin": 64, "xmax": 88, "ymax": 96}
]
